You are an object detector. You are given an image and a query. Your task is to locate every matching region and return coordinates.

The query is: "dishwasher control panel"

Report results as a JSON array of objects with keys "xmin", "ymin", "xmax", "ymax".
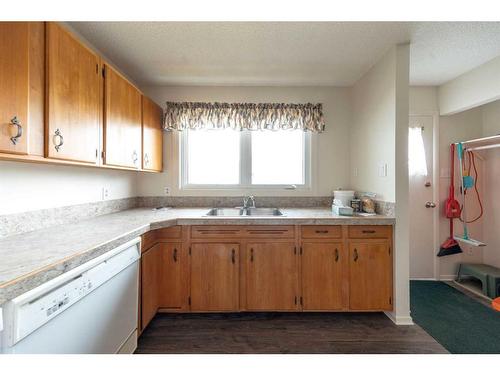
[{"xmin": 2, "ymin": 239, "xmax": 140, "ymax": 347}]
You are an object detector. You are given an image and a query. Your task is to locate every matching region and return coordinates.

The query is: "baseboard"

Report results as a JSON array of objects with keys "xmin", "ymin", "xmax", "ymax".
[
  {"xmin": 439, "ymin": 275, "xmax": 457, "ymax": 281},
  {"xmin": 410, "ymin": 277, "xmax": 437, "ymax": 281},
  {"xmin": 384, "ymin": 311, "xmax": 414, "ymax": 325},
  {"xmin": 117, "ymin": 329, "xmax": 137, "ymax": 354}
]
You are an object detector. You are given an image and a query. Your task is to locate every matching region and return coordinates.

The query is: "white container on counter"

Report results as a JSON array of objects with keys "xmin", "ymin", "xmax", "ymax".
[{"xmin": 333, "ymin": 190, "xmax": 355, "ymax": 207}]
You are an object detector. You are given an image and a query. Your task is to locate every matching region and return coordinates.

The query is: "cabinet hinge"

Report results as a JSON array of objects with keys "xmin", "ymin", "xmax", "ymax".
[{"xmin": 188, "ymin": 296, "xmax": 191, "ymax": 305}]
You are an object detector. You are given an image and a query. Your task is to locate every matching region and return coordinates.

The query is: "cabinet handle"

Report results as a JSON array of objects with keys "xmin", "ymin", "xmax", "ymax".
[
  {"xmin": 250, "ymin": 248, "xmax": 254, "ymax": 262},
  {"xmin": 315, "ymin": 230, "xmax": 328, "ymax": 234},
  {"xmin": 173, "ymin": 248, "xmax": 177, "ymax": 262},
  {"xmin": 9, "ymin": 116, "xmax": 22, "ymax": 145},
  {"xmin": 144, "ymin": 153, "xmax": 149, "ymax": 166},
  {"xmin": 132, "ymin": 150, "xmax": 138, "ymax": 164},
  {"xmin": 231, "ymin": 249, "xmax": 235, "ymax": 264},
  {"xmin": 362, "ymin": 230, "xmax": 376, "ymax": 234},
  {"xmin": 335, "ymin": 248, "xmax": 339, "ymax": 262},
  {"xmin": 53, "ymin": 129, "xmax": 64, "ymax": 152},
  {"xmin": 353, "ymin": 248, "xmax": 359, "ymax": 262}
]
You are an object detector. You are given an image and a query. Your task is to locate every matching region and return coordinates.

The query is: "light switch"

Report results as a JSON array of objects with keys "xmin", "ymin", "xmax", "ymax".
[{"xmin": 378, "ymin": 162, "xmax": 387, "ymax": 177}]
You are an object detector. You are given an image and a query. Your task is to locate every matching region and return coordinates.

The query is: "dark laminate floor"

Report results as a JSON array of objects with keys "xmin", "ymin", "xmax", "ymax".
[{"xmin": 136, "ymin": 312, "xmax": 447, "ymax": 354}]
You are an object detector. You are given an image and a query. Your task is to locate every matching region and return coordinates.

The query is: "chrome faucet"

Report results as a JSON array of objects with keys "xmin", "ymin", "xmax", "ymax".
[{"xmin": 243, "ymin": 195, "xmax": 256, "ymax": 209}]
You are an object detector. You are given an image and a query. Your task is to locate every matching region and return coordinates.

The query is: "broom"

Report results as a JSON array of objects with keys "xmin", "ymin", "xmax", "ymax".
[{"xmin": 437, "ymin": 144, "xmax": 462, "ymax": 257}]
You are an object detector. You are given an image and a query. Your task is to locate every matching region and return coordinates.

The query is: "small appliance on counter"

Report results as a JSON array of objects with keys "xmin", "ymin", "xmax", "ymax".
[
  {"xmin": 332, "ymin": 198, "xmax": 354, "ymax": 216},
  {"xmin": 333, "ymin": 190, "xmax": 355, "ymax": 207}
]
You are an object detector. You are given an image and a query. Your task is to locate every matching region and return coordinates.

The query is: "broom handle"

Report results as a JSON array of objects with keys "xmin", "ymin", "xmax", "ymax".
[{"xmin": 457, "ymin": 142, "xmax": 469, "ymax": 239}]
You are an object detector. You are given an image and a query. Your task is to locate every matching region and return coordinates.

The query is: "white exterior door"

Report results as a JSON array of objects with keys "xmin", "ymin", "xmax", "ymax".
[{"xmin": 409, "ymin": 115, "xmax": 437, "ymax": 279}]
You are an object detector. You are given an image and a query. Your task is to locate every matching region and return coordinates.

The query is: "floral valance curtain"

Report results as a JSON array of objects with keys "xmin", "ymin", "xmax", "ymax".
[{"xmin": 163, "ymin": 102, "xmax": 325, "ymax": 132}]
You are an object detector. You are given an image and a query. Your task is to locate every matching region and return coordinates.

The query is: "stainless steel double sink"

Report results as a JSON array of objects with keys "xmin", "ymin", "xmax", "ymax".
[{"xmin": 205, "ymin": 207, "xmax": 284, "ymax": 217}]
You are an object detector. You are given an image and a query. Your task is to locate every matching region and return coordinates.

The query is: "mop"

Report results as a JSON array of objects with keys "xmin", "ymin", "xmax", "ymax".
[
  {"xmin": 453, "ymin": 142, "xmax": 486, "ymax": 247},
  {"xmin": 438, "ymin": 144, "xmax": 462, "ymax": 256}
]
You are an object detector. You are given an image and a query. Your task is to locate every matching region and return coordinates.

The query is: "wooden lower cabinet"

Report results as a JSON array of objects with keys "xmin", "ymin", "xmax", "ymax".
[
  {"xmin": 190, "ymin": 243, "xmax": 239, "ymax": 311},
  {"xmin": 348, "ymin": 241, "xmax": 393, "ymax": 311},
  {"xmin": 141, "ymin": 243, "xmax": 161, "ymax": 330},
  {"xmin": 159, "ymin": 243, "xmax": 187, "ymax": 310},
  {"xmin": 245, "ymin": 242, "xmax": 298, "ymax": 311},
  {"xmin": 301, "ymin": 242, "xmax": 344, "ymax": 311}
]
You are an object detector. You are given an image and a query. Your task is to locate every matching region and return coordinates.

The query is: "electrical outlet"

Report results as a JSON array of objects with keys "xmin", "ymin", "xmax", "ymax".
[
  {"xmin": 101, "ymin": 187, "xmax": 109, "ymax": 201},
  {"xmin": 164, "ymin": 187, "xmax": 171, "ymax": 196}
]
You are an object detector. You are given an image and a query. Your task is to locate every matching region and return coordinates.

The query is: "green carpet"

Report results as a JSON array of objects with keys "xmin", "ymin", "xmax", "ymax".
[{"xmin": 410, "ymin": 281, "xmax": 500, "ymax": 353}]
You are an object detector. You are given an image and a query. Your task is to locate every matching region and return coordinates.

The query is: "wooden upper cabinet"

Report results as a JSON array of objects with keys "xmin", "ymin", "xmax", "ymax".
[
  {"xmin": 349, "ymin": 241, "xmax": 393, "ymax": 311},
  {"xmin": 245, "ymin": 242, "xmax": 298, "ymax": 311},
  {"xmin": 301, "ymin": 242, "xmax": 344, "ymax": 311},
  {"xmin": 190, "ymin": 243, "xmax": 239, "ymax": 311},
  {"xmin": 46, "ymin": 22, "xmax": 101, "ymax": 164},
  {"xmin": 103, "ymin": 64, "xmax": 142, "ymax": 169},
  {"xmin": 142, "ymin": 96, "xmax": 163, "ymax": 172},
  {"xmin": 0, "ymin": 22, "xmax": 44, "ymax": 156}
]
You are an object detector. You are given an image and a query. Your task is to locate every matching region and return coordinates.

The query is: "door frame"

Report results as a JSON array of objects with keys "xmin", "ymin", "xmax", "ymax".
[{"xmin": 409, "ymin": 111, "xmax": 440, "ymax": 280}]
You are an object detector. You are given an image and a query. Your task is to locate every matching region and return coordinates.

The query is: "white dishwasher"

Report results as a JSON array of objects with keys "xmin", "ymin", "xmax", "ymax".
[{"xmin": 1, "ymin": 237, "xmax": 141, "ymax": 354}]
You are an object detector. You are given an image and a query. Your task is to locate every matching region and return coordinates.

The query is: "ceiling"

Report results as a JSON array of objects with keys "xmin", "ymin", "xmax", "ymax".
[{"xmin": 69, "ymin": 22, "xmax": 500, "ymax": 87}]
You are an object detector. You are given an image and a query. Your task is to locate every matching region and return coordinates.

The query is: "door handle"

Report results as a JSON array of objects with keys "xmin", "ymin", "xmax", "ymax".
[
  {"xmin": 173, "ymin": 248, "xmax": 177, "ymax": 262},
  {"xmin": 334, "ymin": 248, "xmax": 339, "ymax": 262},
  {"xmin": 425, "ymin": 201, "xmax": 436, "ymax": 208},
  {"xmin": 353, "ymin": 248, "xmax": 359, "ymax": 262},
  {"xmin": 231, "ymin": 249, "xmax": 235, "ymax": 264},
  {"xmin": 10, "ymin": 116, "xmax": 22, "ymax": 145}
]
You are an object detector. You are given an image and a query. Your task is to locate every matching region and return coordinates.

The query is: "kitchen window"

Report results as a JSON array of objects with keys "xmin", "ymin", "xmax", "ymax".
[{"xmin": 181, "ymin": 128, "xmax": 311, "ymax": 189}]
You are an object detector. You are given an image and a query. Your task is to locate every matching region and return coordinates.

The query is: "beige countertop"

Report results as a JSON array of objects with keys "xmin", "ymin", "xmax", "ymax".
[{"xmin": 0, "ymin": 207, "xmax": 395, "ymax": 305}]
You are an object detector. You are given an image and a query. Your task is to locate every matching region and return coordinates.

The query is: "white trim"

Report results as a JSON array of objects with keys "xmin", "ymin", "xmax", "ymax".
[
  {"xmin": 180, "ymin": 129, "xmax": 312, "ymax": 191},
  {"xmin": 410, "ymin": 277, "xmax": 438, "ymax": 281},
  {"xmin": 384, "ymin": 311, "xmax": 414, "ymax": 325},
  {"xmin": 439, "ymin": 274, "xmax": 457, "ymax": 281}
]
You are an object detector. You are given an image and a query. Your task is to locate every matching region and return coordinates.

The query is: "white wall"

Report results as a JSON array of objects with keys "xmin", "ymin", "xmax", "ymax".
[
  {"xmin": 351, "ymin": 45, "xmax": 411, "ymax": 324},
  {"xmin": 481, "ymin": 100, "xmax": 500, "ymax": 268},
  {"xmin": 0, "ymin": 162, "xmax": 137, "ymax": 215},
  {"xmin": 410, "ymin": 86, "xmax": 439, "ymax": 114},
  {"xmin": 137, "ymin": 86, "xmax": 352, "ymax": 197},
  {"xmin": 350, "ymin": 48, "xmax": 397, "ymax": 202},
  {"xmin": 439, "ymin": 55, "xmax": 500, "ymax": 116}
]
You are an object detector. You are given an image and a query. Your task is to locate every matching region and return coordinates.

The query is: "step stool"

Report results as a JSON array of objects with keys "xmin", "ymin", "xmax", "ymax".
[{"xmin": 457, "ymin": 263, "xmax": 500, "ymax": 299}]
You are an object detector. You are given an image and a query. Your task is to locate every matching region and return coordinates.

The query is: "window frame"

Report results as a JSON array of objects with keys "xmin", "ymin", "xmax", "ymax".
[{"xmin": 180, "ymin": 129, "xmax": 312, "ymax": 191}]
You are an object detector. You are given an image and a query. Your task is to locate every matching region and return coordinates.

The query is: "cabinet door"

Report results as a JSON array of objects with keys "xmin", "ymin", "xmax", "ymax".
[
  {"xmin": 349, "ymin": 242, "xmax": 392, "ymax": 310},
  {"xmin": 246, "ymin": 242, "xmax": 298, "ymax": 311},
  {"xmin": 142, "ymin": 96, "xmax": 163, "ymax": 172},
  {"xmin": 301, "ymin": 242, "xmax": 344, "ymax": 310},
  {"xmin": 141, "ymin": 244, "xmax": 161, "ymax": 330},
  {"xmin": 159, "ymin": 243, "xmax": 187, "ymax": 310},
  {"xmin": 46, "ymin": 22, "xmax": 101, "ymax": 163},
  {"xmin": 0, "ymin": 22, "xmax": 28, "ymax": 155},
  {"xmin": 104, "ymin": 64, "xmax": 142, "ymax": 169},
  {"xmin": 190, "ymin": 243, "xmax": 239, "ymax": 311}
]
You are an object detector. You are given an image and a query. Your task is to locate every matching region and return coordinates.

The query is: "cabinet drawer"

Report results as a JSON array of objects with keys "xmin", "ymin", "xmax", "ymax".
[
  {"xmin": 155, "ymin": 226, "xmax": 182, "ymax": 241},
  {"xmin": 244, "ymin": 226, "xmax": 295, "ymax": 238},
  {"xmin": 348, "ymin": 225, "xmax": 392, "ymax": 239},
  {"xmin": 301, "ymin": 225, "xmax": 342, "ymax": 239},
  {"xmin": 191, "ymin": 226, "xmax": 244, "ymax": 238}
]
